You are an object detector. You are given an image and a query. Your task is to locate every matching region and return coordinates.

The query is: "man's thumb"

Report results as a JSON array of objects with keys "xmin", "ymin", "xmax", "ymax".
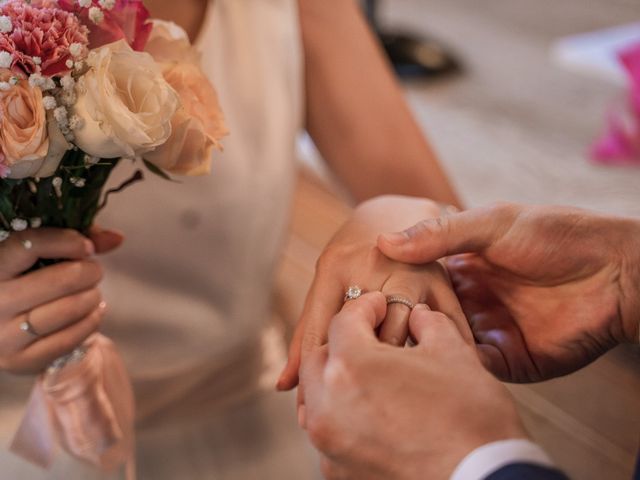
[{"xmin": 377, "ymin": 205, "xmax": 512, "ymax": 264}]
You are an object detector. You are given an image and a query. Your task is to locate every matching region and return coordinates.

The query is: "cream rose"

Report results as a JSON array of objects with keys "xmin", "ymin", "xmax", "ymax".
[
  {"xmin": 72, "ymin": 40, "xmax": 179, "ymax": 159},
  {"xmin": 144, "ymin": 21, "xmax": 227, "ymax": 175}
]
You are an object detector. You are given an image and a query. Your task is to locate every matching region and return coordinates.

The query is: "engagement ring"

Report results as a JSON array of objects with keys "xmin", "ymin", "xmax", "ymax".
[
  {"xmin": 19, "ymin": 316, "xmax": 39, "ymax": 337},
  {"xmin": 344, "ymin": 285, "xmax": 363, "ymax": 302}
]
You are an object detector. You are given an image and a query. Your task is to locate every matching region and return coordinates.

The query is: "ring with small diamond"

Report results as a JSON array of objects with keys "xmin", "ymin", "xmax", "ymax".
[
  {"xmin": 21, "ymin": 239, "xmax": 33, "ymax": 250},
  {"xmin": 386, "ymin": 295, "xmax": 416, "ymax": 310},
  {"xmin": 19, "ymin": 315, "xmax": 39, "ymax": 338},
  {"xmin": 344, "ymin": 285, "xmax": 363, "ymax": 302}
]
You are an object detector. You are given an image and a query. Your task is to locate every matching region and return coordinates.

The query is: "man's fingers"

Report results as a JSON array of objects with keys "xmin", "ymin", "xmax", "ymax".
[
  {"xmin": 89, "ymin": 226, "xmax": 125, "ymax": 255},
  {"xmin": 0, "ymin": 229, "xmax": 95, "ymax": 281},
  {"xmin": 409, "ymin": 305, "xmax": 468, "ymax": 351},
  {"xmin": 378, "ymin": 303, "xmax": 411, "ymax": 346},
  {"xmin": 377, "ymin": 203, "xmax": 520, "ymax": 264},
  {"xmin": 299, "ymin": 346, "xmax": 328, "ymax": 429},
  {"xmin": 328, "ymin": 292, "xmax": 387, "ymax": 357}
]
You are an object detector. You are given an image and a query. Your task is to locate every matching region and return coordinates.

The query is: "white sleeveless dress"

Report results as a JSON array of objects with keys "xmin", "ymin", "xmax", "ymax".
[{"xmin": 0, "ymin": 1, "xmax": 319, "ymax": 478}]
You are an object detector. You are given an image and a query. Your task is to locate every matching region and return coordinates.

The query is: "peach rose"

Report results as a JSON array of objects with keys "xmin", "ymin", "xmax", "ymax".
[
  {"xmin": 144, "ymin": 20, "xmax": 200, "ymax": 65},
  {"xmin": 144, "ymin": 61, "xmax": 227, "ymax": 175},
  {"xmin": 0, "ymin": 70, "xmax": 68, "ymax": 179},
  {"xmin": 144, "ymin": 21, "xmax": 227, "ymax": 175}
]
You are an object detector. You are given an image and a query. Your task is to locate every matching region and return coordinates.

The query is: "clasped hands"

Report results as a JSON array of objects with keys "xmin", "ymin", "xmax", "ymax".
[{"xmin": 277, "ymin": 196, "xmax": 640, "ymax": 480}]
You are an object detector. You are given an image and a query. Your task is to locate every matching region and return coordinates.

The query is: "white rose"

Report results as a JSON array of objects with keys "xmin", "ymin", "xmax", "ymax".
[{"xmin": 72, "ymin": 40, "xmax": 179, "ymax": 159}]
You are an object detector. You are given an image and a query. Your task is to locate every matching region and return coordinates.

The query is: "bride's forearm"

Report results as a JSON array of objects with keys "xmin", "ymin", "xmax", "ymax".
[{"xmin": 299, "ymin": 0, "xmax": 461, "ymax": 207}]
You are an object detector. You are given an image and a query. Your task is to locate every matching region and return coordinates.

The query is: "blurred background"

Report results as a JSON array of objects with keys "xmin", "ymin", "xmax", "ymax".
[{"xmin": 282, "ymin": 1, "xmax": 640, "ymax": 479}]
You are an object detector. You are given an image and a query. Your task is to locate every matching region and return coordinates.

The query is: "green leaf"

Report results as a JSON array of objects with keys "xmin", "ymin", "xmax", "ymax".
[{"xmin": 143, "ymin": 160, "xmax": 179, "ymax": 183}]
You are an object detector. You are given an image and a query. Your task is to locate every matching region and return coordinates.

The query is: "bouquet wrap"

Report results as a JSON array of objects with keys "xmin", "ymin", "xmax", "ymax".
[{"xmin": 10, "ymin": 334, "xmax": 135, "ymax": 478}]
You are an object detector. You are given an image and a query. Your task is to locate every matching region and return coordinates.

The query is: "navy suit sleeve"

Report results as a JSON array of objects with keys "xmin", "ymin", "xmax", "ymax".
[{"xmin": 485, "ymin": 463, "xmax": 570, "ymax": 480}]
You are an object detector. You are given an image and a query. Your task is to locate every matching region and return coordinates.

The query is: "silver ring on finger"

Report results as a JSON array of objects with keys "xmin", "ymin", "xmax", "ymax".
[
  {"xmin": 19, "ymin": 313, "xmax": 40, "ymax": 338},
  {"xmin": 386, "ymin": 295, "xmax": 416, "ymax": 310}
]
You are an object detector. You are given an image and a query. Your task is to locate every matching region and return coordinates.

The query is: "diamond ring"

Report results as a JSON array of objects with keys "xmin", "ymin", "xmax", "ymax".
[{"xmin": 344, "ymin": 285, "xmax": 363, "ymax": 302}]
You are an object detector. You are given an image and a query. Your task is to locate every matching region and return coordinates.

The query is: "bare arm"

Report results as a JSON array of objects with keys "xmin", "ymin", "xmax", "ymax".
[{"xmin": 299, "ymin": 0, "xmax": 461, "ymax": 206}]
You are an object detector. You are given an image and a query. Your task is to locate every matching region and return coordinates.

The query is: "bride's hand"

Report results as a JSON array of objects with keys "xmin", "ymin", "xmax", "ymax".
[
  {"xmin": 277, "ymin": 196, "xmax": 473, "ymax": 391},
  {"xmin": 0, "ymin": 228, "xmax": 122, "ymax": 375}
]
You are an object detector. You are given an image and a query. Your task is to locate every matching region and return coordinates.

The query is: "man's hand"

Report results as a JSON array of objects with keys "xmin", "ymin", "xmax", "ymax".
[
  {"xmin": 301, "ymin": 293, "xmax": 526, "ymax": 480},
  {"xmin": 378, "ymin": 203, "xmax": 640, "ymax": 382}
]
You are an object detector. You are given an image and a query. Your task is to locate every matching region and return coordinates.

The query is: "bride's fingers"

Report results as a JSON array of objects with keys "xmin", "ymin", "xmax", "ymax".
[
  {"xmin": 278, "ymin": 319, "xmax": 305, "ymax": 391},
  {"xmin": 3, "ymin": 303, "xmax": 106, "ymax": 375},
  {"xmin": 379, "ymin": 269, "xmax": 434, "ymax": 347},
  {"xmin": 379, "ymin": 279, "xmax": 423, "ymax": 346},
  {"xmin": 1, "ymin": 288, "xmax": 103, "ymax": 353},
  {"xmin": 277, "ymin": 271, "xmax": 345, "ymax": 391},
  {"xmin": 378, "ymin": 302, "xmax": 412, "ymax": 346},
  {"xmin": 0, "ymin": 260, "xmax": 103, "ymax": 320},
  {"xmin": 0, "ymin": 229, "xmax": 95, "ymax": 281}
]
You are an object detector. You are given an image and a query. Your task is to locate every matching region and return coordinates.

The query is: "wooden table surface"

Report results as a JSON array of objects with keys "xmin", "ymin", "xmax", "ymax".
[{"xmin": 279, "ymin": 1, "xmax": 640, "ymax": 479}]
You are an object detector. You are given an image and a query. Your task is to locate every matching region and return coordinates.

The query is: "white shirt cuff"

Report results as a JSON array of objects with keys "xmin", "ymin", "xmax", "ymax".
[{"xmin": 450, "ymin": 439, "xmax": 555, "ymax": 480}]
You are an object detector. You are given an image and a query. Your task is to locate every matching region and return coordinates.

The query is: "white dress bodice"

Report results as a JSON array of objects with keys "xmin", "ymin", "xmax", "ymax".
[{"xmin": 97, "ymin": 0, "xmax": 303, "ymax": 418}]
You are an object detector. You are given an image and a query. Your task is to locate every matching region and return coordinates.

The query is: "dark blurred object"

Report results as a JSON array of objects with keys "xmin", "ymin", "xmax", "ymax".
[{"xmin": 363, "ymin": 0, "xmax": 461, "ymax": 79}]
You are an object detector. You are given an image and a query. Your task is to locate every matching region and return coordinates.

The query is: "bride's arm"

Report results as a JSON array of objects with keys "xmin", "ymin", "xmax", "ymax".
[{"xmin": 299, "ymin": 0, "xmax": 461, "ymax": 207}]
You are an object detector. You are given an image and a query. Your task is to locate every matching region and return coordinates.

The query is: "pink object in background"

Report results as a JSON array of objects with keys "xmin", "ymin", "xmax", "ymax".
[
  {"xmin": 9, "ymin": 334, "xmax": 136, "ymax": 479},
  {"xmin": 592, "ymin": 42, "xmax": 640, "ymax": 165}
]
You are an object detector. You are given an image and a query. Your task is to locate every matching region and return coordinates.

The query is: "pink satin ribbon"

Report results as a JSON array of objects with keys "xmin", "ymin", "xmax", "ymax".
[
  {"xmin": 592, "ymin": 41, "xmax": 640, "ymax": 165},
  {"xmin": 10, "ymin": 334, "xmax": 136, "ymax": 479}
]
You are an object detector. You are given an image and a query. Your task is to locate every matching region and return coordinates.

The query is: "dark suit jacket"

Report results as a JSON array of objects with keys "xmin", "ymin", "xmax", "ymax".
[
  {"xmin": 486, "ymin": 464, "xmax": 569, "ymax": 480},
  {"xmin": 487, "ymin": 455, "xmax": 640, "ymax": 480}
]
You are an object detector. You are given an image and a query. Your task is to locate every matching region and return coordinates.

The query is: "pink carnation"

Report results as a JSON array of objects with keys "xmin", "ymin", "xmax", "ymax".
[
  {"xmin": 57, "ymin": 0, "xmax": 152, "ymax": 52},
  {"xmin": 0, "ymin": 0, "xmax": 89, "ymax": 77}
]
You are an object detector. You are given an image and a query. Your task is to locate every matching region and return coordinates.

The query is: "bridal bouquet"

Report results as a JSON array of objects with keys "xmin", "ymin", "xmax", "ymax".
[{"xmin": 0, "ymin": 0, "xmax": 226, "ymax": 476}]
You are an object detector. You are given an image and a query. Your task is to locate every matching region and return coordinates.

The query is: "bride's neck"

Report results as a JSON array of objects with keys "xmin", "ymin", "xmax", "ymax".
[{"xmin": 143, "ymin": 0, "xmax": 210, "ymax": 42}]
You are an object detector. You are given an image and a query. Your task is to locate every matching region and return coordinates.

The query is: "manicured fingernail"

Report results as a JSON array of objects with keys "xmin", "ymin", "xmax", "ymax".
[
  {"xmin": 381, "ymin": 231, "xmax": 409, "ymax": 245},
  {"xmin": 298, "ymin": 405, "xmax": 307, "ymax": 429}
]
